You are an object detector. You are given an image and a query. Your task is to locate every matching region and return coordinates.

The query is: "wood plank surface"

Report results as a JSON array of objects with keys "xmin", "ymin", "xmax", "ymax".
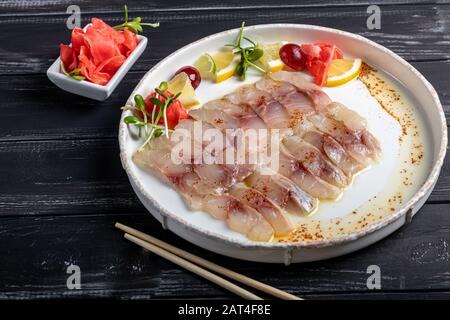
[
  {"xmin": 0, "ymin": 0, "xmax": 444, "ymax": 15},
  {"xmin": 0, "ymin": 5, "xmax": 449, "ymax": 76},
  {"xmin": 0, "ymin": 203, "xmax": 449, "ymax": 299}
]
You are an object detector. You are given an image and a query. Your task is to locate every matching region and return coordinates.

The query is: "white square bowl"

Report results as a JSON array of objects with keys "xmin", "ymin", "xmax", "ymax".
[{"xmin": 47, "ymin": 34, "xmax": 147, "ymax": 101}]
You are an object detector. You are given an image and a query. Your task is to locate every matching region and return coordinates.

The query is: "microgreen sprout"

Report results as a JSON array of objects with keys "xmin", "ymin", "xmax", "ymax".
[
  {"xmin": 113, "ymin": 5, "xmax": 159, "ymax": 34},
  {"xmin": 226, "ymin": 22, "xmax": 265, "ymax": 80},
  {"xmin": 123, "ymin": 81, "xmax": 181, "ymax": 151}
]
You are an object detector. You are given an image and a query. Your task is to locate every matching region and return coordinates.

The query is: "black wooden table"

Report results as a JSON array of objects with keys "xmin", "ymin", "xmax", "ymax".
[{"xmin": 0, "ymin": 0, "xmax": 449, "ymax": 300}]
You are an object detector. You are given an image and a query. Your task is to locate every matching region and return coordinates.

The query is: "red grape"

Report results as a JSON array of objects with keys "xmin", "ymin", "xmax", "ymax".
[
  {"xmin": 279, "ymin": 44, "xmax": 305, "ymax": 71},
  {"xmin": 174, "ymin": 66, "xmax": 201, "ymax": 89}
]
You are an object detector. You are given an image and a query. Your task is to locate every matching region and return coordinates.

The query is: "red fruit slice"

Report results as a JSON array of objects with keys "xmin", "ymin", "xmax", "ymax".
[
  {"xmin": 174, "ymin": 66, "xmax": 202, "ymax": 89},
  {"xmin": 314, "ymin": 45, "xmax": 336, "ymax": 86},
  {"xmin": 316, "ymin": 43, "xmax": 343, "ymax": 59},
  {"xmin": 300, "ymin": 44, "xmax": 321, "ymax": 59},
  {"xmin": 144, "ymin": 91, "xmax": 189, "ymax": 130},
  {"xmin": 279, "ymin": 43, "xmax": 305, "ymax": 71},
  {"xmin": 300, "ymin": 42, "xmax": 342, "ymax": 86}
]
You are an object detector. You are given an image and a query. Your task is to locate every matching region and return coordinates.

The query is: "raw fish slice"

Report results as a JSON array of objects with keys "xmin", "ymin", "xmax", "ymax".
[
  {"xmin": 174, "ymin": 118, "xmax": 233, "ymax": 161},
  {"xmin": 189, "ymin": 108, "xmax": 240, "ymax": 130},
  {"xmin": 269, "ymin": 71, "xmax": 332, "ymax": 113},
  {"xmin": 134, "ymin": 136, "xmax": 191, "ymax": 177},
  {"xmin": 175, "ymin": 119, "xmax": 254, "ymax": 189},
  {"xmin": 142, "ymin": 132, "xmax": 244, "ymax": 196},
  {"xmin": 193, "ymin": 100, "xmax": 281, "ymax": 165},
  {"xmin": 229, "ymin": 184, "xmax": 294, "ymax": 235},
  {"xmin": 135, "ymin": 139, "xmax": 272, "ymax": 241},
  {"xmin": 309, "ymin": 113, "xmax": 381, "ymax": 164},
  {"xmin": 204, "ymin": 99, "xmax": 254, "ymax": 117},
  {"xmin": 246, "ymin": 171, "xmax": 318, "ymax": 215},
  {"xmin": 302, "ymin": 131, "xmax": 364, "ymax": 176},
  {"xmin": 192, "ymin": 164, "xmax": 236, "ymax": 194},
  {"xmin": 175, "ymin": 117, "xmax": 218, "ymax": 133},
  {"xmin": 175, "ymin": 117, "xmax": 220, "ymax": 138},
  {"xmin": 173, "ymin": 119, "xmax": 210, "ymax": 163},
  {"xmin": 292, "ymin": 116, "xmax": 364, "ymax": 175},
  {"xmin": 256, "ymin": 78, "xmax": 316, "ymax": 117},
  {"xmin": 326, "ymin": 101, "xmax": 367, "ymax": 132},
  {"xmin": 197, "ymin": 103, "xmax": 340, "ymax": 199},
  {"xmin": 225, "ymin": 86, "xmax": 291, "ymax": 129},
  {"xmin": 283, "ymin": 135, "xmax": 349, "ymax": 188},
  {"xmin": 133, "ymin": 146, "xmax": 204, "ymax": 209},
  {"xmin": 204, "ymin": 98, "xmax": 294, "ymax": 142},
  {"xmin": 269, "ymin": 71, "xmax": 371, "ymax": 133},
  {"xmin": 278, "ymin": 145, "xmax": 342, "ymax": 200},
  {"xmin": 202, "ymin": 99, "xmax": 268, "ymax": 130},
  {"xmin": 193, "ymin": 161, "xmax": 255, "ymax": 193},
  {"xmin": 202, "ymin": 194, "xmax": 274, "ymax": 241}
]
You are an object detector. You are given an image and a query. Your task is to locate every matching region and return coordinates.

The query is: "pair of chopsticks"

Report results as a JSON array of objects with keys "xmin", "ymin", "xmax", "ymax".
[{"xmin": 115, "ymin": 222, "xmax": 302, "ymax": 300}]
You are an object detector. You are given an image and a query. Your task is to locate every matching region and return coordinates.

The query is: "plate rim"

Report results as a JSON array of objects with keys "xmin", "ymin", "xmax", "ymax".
[{"xmin": 119, "ymin": 23, "xmax": 448, "ymax": 249}]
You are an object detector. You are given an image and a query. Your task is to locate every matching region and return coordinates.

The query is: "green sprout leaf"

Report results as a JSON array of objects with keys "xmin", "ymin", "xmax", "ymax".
[
  {"xmin": 158, "ymin": 81, "xmax": 168, "ymax": 91},
  {"xmin": 113, "ymin": 5, "xmax": 159, "ymax": 34},
  {"xmin": 63, "ymin": 66, "xmax": 86, "ymax": 81},
  {"xmin": 227, "ymin": 21, "xmax": 266, "ymax": 80},
  {"xmin": 134, "ymin": 94, "xmax": 146, "ymax": 110},
  {"xmin": 149, "ymin": 97, "xmax": 164, "ymax": 108},
  {"xmin": 124, "ymin": 115, "xmax": 145, "ymax": 126},
  {"xmin": 123, "ymin": 81, "xmax": 182, "ymax": 151},
  {"xmin": 247, "ymin": 48, "xmax": 263, "ymax": 62}
]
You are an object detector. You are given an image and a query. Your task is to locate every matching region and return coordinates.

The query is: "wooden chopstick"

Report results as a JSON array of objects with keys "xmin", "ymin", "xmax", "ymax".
[
  {"xmin": 116, "ymin": 222, "xmax": 302, "ymax": 300},
  {"xmin": 123, "ymin": 233, "xmax": 262, "ymax": 300}
]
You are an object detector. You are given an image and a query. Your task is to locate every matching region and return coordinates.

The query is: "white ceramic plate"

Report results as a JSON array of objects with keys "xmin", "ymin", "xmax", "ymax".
[{"xmin": 119, "ymin": 24, "xmax": 447, "ymax": 264}]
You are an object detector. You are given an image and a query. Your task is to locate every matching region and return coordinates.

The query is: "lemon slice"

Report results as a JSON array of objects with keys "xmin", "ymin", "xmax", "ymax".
[
  {"xmin": 194, "ymin": 53, "xmax": 216, "ymax": 80},
  {"xmin": 195, "ymin": 51, "xmax": 237, "ymax": 83},
  {"xmin": 256, "ymin": 42, "xmax": 286, "ymax": 72},
  {"xmin": 326, "ymin": 58, "xmax": 362, "ymax": 87},
  {"xmin": 213, "ymin": 51, "xmax": 238, "ymax": 83},
  {"xmin": 167, "ymin": 72, "xmax": 199, "ymax": 108}
]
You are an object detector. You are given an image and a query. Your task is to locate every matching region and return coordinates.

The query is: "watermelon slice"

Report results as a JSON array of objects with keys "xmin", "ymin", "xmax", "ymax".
[{"xmin": 300, "ymin": 43, "xmax": 343, "ymax": 86}]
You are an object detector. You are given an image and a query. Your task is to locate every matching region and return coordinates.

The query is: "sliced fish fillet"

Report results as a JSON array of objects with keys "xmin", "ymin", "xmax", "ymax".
[
  {"xmin": 134, "ymin": 139, "xmax": 273, "ymax": 241},
  {"xmin": 269, "ymin": 71, "xmax": 380, "ymax": 153},
  {"xmin": 246, "ymin": 171, "xmax": 318, "ymax": 215},
  {"xmin": 283, "ymin": 135, "xmax": 349, "ymax": 188},
  {"xmin": 203, "ymin": 193, "xmax": 274, "ymax": 241},
  {"xmin": 132, "ymin": 70, "xmax": 382, "ymax": 242},
  {"xmin": 301, "ymin": 130, "xmax": 363, "ymax": 176},
  {"xmin": 225, "ymin": 86, "xmax": 291, "ymax": 129},
  {"xmin": 256, "ymin": 78, "xmax": 316, "ymax": 119},
  {"xmin": 309, "ymin": 113, "xmax": 381, "ymax": 165},
  {"xmin": 229, "ymin": 183, "xmax": 294, "ymax": 235},
  {"xmin": 278, "ymin": 145, "xmax": 342, "ymax": 200},
  {"xmin": 269, "ymin": 71, "xmax": 332, "ymax": 113}
]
